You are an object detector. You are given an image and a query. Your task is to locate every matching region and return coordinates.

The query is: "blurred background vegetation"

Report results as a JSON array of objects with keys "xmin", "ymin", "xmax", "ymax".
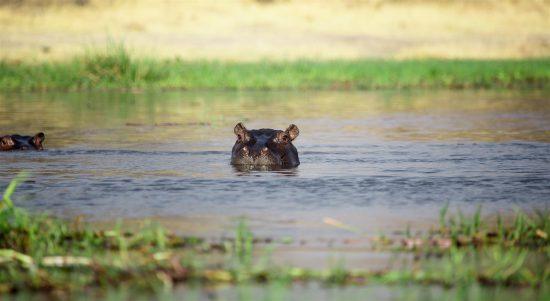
[{"xmin": 1, "ymin": 0, "xmax": 549, "ymax": 61}]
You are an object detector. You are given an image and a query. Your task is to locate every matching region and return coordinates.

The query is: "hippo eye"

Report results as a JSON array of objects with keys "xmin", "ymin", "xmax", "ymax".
[{"xmin": 275, "ymin": 132, "xmax": 289, "ymax": 144}]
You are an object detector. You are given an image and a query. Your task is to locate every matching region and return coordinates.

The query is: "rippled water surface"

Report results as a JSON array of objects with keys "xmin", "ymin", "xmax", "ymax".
[{"xmin": 1, "ymin": 90, "xmax": 549, "ymax": 239}]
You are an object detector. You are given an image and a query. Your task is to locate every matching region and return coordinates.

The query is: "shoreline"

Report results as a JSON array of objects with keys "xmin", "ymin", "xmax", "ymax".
[
  {"xmin": 1, "ymin": 177, "xmax": 548, "ymax": 293},
  {"xmin": 1, "ymin": 51, "xmax": 549, "ymax": 92}
]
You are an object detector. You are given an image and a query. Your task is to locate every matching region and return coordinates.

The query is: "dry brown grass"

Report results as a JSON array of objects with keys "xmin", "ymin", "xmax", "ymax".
[{"xmin": 1, "ymin": 0, "xmax": 549, "ymax": 60}]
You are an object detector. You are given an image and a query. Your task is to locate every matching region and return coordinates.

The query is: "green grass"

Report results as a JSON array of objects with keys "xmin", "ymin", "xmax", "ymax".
[
  {"xmin": 435, "ymin": 205, "xmax": 549, "ymax": 249},
  {"xmin": 1, "ymin": 177, "xmax": 548, "ymax": 294},
  {"xmin": 1, "ymin": 46, "xmax": 548, "ymax": 91}
]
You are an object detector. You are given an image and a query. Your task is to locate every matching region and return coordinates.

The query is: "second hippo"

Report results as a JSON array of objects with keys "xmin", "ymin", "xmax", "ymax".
[{"xmin": 1, "ymin": 133, "xmax": 45, "ymax": 151}]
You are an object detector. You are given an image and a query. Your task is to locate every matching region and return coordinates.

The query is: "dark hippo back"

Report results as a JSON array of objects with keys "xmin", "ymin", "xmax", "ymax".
[
  {"xmin": 231, "ymin": 123, "xmax": 299, "ymax": 168},
  {"xmin": 1, "ymin": 133, "xmax": 45, "ymax": 151}
]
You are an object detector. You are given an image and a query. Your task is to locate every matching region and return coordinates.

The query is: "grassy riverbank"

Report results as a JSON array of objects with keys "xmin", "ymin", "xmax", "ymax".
[
  {"xmin": 1, "ymin": 177, "xmax": 549, "ymax": 296},
  {"xmin": 1, "ymin": 47, "xmax": 549, "ymax": 91}
]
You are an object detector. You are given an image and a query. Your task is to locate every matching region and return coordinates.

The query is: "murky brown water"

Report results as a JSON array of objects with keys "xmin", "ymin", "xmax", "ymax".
[{"xmin": 1, "ymin": 90, "xmax": 549, "ymax": 242}]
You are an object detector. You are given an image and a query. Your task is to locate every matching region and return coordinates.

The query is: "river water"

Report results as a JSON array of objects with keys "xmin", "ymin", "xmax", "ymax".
[{"xmin": 1, "ymin": 90, "xmax": 549, "ymax": 240}]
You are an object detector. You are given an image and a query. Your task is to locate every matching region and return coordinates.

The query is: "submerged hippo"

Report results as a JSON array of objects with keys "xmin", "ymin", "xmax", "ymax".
[
  {"xmin": 231, "ymin": 123, "xmax": 300, "ymax": 168},
  {"xmin": 0, "ymin": 133, "xmax": 45, "ymax": 151}
]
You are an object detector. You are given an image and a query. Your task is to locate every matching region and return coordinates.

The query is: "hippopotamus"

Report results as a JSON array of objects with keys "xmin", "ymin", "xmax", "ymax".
[
  {"xmin": 0, "ymin": 133, "xmax": 45, "ymax": 151},
  {"xmin": 231, "ymin": 123, "xmax": 300, "ymax": 168}
]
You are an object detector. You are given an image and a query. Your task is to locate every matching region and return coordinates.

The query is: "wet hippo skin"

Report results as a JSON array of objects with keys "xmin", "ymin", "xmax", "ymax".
[
  {"xmin": 231, "ymin": 123, "xmax": 299, "ymax": 168},
  {"xmin": 0, "ymin": 133, "xmax": 45, "ymax": 151}
]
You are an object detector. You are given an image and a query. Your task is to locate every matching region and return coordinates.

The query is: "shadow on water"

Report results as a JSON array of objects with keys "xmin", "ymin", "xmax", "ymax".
[{"xmin": 232, "ymin": 164, "xmax": 299, "ymax": 176}]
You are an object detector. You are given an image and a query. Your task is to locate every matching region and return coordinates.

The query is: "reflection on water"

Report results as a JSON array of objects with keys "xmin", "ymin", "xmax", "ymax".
[
  {"xmin": 232, "ymin": 165, "xmax": 300, "ymax": 175},
  {"xmin": 0, "ymin": 90, "xmax": 549, "ymax": 238}
]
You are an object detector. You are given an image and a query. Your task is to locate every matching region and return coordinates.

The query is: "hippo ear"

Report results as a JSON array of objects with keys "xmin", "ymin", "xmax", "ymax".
[
  {"xmin": 32, "ymin": 132, "xmax": 45, "ymax": 149},
  {"xmin": 285, "ymin": 124, "xmax": 299, "ymax": 141},
  {"xmin": 234, "ymin": 123, "xmax": 249, "ymax": 142},
  {"xmin": 1, "ymin": 136, "xmax": 14, "ymax": 150}
]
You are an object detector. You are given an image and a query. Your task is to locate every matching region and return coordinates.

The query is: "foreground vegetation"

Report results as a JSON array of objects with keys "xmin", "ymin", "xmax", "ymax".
[
  {"xmin": 1, "ymin": 177, "xmax": 549, "ymax": 296},
  {"xmin": 1, "ymin": 46, "xmax": 549, "ymax": 91}
]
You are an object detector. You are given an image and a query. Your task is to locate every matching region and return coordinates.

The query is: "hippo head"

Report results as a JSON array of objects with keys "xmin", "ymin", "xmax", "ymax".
[
  {"xmin": 0, "ymin": 133, "xmax": 45, "ymax": 151},
  {"xmin": 231, "ymin": 123, "xmax": 300, "ymax": 168}
]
